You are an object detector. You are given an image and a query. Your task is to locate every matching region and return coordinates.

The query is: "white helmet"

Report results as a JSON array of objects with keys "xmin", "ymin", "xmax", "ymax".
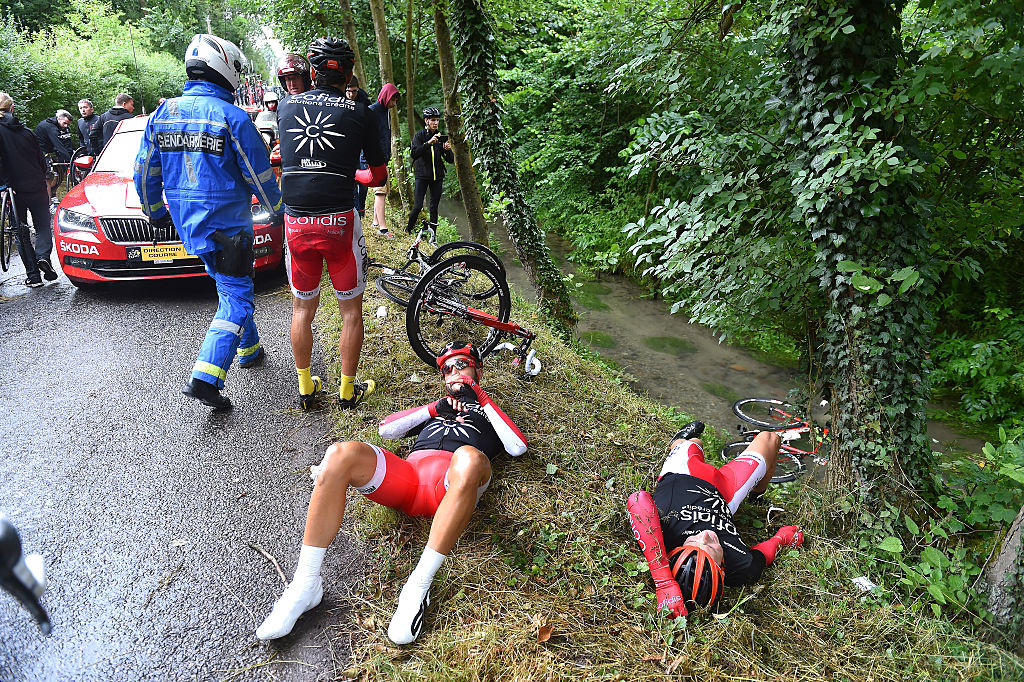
[{"xmin": 185, "ymin": 34, "xmax": 246, "ymax": 93}]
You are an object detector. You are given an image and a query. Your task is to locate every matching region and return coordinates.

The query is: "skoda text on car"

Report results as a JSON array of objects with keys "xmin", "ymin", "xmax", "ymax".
[{"xmin": 54, "ymin": 116, "xmax": 283, "ymax": 286}]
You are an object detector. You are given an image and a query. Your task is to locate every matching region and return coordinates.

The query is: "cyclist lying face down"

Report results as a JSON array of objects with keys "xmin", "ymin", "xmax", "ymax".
[
  {"xmin": 257, "ymin": 341, "xmax": 527, "ymax": 644},
  {"xmin": 627, "ymin": 422, "xmax": 803, "ymax": 617}
]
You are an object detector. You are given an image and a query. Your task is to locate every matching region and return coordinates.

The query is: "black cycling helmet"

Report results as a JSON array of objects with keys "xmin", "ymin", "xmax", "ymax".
[
  {"xmin": 307, "ymin": 37, "xmax": 355, "ymax": 78},
  {"xmin": 276, "ymin": 53, "xmax": 311, "ymax": 91},
  {"xmin": 422, "ymin": 106, "xmax": 441, "ymax": 119},
  {"xmin": 669, "ymin": 544, "xmax": 724, "ymax": 611},
  {"xmin": 436, "ymin": 341, "xmax": 482, "ymax": 373}
]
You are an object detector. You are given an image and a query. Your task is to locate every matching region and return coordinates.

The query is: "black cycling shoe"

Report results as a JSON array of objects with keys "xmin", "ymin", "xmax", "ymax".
[
  {"xmin": 238, "ymin": 346, "xmax": 265, "ymax": 368},
  {"xmin": 36, "ymin": 259, "xmax": 57, "ymax": 281},
  {"xmin": 299, "ymin": 376, "xmax": 325, "ymax": 412},
  {"xmin": 338, "ymin": 380, "xmax": 375, "ymax": 410},
  {"xmin": 182, "ymin": 378, "xmax": 232, "ymax": 410},
  {"xmin": 672, "ymin": 420, "xmax": 705, "ymax": 442}
]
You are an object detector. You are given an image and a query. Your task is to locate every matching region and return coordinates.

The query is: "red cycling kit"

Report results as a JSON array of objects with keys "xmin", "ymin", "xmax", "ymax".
[{"xmin": 342, "ymin": 380, "xmax": 526, "ymax": 518}]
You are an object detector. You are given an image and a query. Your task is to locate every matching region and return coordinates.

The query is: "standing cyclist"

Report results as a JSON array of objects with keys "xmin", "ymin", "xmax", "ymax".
[
  {"xmin": 405, "ymin": 107, "xmax": 452, "ymax": 239},
  {"xmin": 256, "ymin": 342, "xmax": 527, "ymax": 645},
  {"xmin": 627, "ymin": 421, "xmax": 804, "ymax": 617},
  {"xmin": 276, "ymin": 37, "xmax": 387, "ymax": 411},
  {"xmin": 134, "ymin": 33, "xmax": 283, "ymax": 410}
]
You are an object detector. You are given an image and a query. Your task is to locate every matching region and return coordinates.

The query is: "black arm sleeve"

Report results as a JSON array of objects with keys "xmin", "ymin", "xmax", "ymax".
[{"xmin": 410, "ymin": 130, "xmax": 431, "ymax": 160}]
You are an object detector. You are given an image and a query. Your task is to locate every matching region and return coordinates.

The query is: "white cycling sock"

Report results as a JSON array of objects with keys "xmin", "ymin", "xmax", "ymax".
[
  {"xmin": 387, "ymin": 546, "xmax": 446, "ymax": 645},
  {"xmin": 255, "ymin": 545, "xmax": 326, "ymax": 641}
]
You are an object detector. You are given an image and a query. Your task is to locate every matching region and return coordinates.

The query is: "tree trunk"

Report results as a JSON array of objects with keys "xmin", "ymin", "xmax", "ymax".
[
  {"xmin": 338, "ymin": 0, "xmax": 366, "ymax": 87},
  {"xmin": 986, "ymin": 504, "xmax": 1024, "ymax": 647},
  {"xmin": 433, "ymin": 2, "xmax": 487, "ymax": 244},
  {"xmin": 369, "ymin": 0, "xmax": 411, "ymax": 212},
  {"xmin": 780, "ymin": 0, "xmax": 933, "ymax": 501},
  {"xmin": 406, "ymin": 0, "xmax": 416, "ymax": 141},
  {"xmin": 449, "ymin": 0, "xmax": 576, "ymax": 326}
]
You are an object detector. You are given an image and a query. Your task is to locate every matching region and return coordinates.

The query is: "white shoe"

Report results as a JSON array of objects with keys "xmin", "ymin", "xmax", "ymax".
[
  {"xmin": 387, "ymin": 582, "xmax": 430, "ymax": 645},
  {"xmin": 255, "ymin": 577, "xmax": 324, "ymax": 641}
]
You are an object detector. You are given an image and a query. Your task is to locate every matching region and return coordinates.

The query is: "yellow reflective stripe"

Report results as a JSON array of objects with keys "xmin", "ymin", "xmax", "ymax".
[
  {"xmin": 148, "ymin": 201, "xmax": 165, "ymax": 213},
  {"xmin": 237, "ymin": 342, "xmax": 262, "ymax": 357},
  {"xmin": 272, "ymin": 196, "xmax": 283, "ymax": 211},
  {"xmin": 431, "ymin": 146, "xmax": 436, "ymax": 181},
  {"xmin": 193, "ymin": 361, "xmax": 227, "ymax": 380}
]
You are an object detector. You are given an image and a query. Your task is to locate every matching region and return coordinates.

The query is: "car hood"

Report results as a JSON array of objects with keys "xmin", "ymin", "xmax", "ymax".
[{"xmin": 81, "ymin": 172, "xmax": 143, "ymax": 216}]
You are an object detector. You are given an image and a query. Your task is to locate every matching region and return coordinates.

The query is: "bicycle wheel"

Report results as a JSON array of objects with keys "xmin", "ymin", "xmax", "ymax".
[
  {"xmin": 406, "ymin": 254, "xmax": 511, "ymax": 366},
  {"xmin": 719, "ymin": 441, "xmax": 806, "ymax": 483},
  {"xmin": 0, "ymin": 190, "xmax": 18, "ymax": 272},
  {"xmin": 428, "ymin": 240, "xmax": 506, "ymax": 279},
  {"xmin": 732, "ymin": 398, "xmax": 806, "ymax": 430},
  {"xmin": 68, "ymin": 147, "xmax": 89, "ymax": 189},
  {"xmin": 375, "ymin": 271, "xmax": 420, "ymax": 307}
]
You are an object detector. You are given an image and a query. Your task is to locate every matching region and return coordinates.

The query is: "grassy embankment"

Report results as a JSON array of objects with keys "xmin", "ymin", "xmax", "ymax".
[{"xmin": 306, "ymin": 215, "xmax": 1023, "ymax": 681}]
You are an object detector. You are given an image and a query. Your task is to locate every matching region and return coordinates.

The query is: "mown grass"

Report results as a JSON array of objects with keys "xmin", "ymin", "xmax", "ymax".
[{"xmin": 307, "ymin": 212, "xmax": 1024, "ymax": 681}]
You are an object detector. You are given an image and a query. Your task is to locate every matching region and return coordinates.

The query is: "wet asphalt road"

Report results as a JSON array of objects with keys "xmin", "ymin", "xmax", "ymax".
[{"xmin": 0, "ymin": 262, "xmax": 365, "ymax": 681}]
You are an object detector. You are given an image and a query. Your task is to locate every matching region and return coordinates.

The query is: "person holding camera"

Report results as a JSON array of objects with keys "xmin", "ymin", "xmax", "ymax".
[
  {"xmin": 405, "ymin": 106, "xmax": 453, "ymax": 240},
  {"xmin": 256, "ymin": 341, "xmax": 527, "ymax": 645}
]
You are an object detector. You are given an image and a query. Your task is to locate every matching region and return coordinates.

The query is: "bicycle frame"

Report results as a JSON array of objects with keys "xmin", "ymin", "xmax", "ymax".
[{"xmin": 737, "ymin": 421, "xmax": 830, "ymax": 465}]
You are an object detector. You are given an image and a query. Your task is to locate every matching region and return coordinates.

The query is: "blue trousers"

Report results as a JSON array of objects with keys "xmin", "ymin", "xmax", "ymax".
[{"xmin": 191, "ymin": 251, "xmax": 261, "ymax": 389}]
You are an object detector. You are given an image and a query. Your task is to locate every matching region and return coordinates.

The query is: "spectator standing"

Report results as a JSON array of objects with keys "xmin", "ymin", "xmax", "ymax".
[
  {"xmin": 34, "ymin": 110, "xmax": 75, "ymax": 164},
  {"xmin": 76, "ymin": 99, "xmax": 97, "ymax": 149},
  {"xmin": 134, "ymin": 34, "xmax": 283, "ymax": 410},
  {"xmin": 276, "ymin": 53, "xmax": 312, "ymax": 97},
  {"xmin": 89, "ymin": 93, "xmax": 134, "ymax": 155},
  {"xmin": 346, "ymin": 77, "xmax": 372, "ymax": 218},
  {"xmin": 367, "ymin": 83, "xmax": 399, "ymax": 236},
  {"xmin": 406, "ymin": 107, "xmax": 452, "ymax": 238},
  {"xmin": 0, "ymin": 93, "xmax": 58, "ymax": 287}
]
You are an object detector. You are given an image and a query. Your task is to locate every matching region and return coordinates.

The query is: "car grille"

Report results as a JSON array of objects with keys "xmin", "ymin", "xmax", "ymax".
[{"xmin": 99, "ymin": 218, "xmax": 179, "ymax": 244}]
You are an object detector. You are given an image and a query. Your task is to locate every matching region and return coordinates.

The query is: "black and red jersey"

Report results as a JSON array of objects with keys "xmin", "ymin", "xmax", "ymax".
[
  {"xmin": 407, "ymin": 398, "xmax": 503, "ymax": 460},
  {"xmin": 278, "ymin": 86, "xmax": 386, "ymax": 216},
  {"xmin": 653, "ymin": 473, "xmax": 766, "ymax": 587}
]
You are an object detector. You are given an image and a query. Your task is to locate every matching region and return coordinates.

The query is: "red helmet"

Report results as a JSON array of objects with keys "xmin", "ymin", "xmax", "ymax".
[
  {"xmin": 275, "ymin": 53, "xmax": 311, "ymax": 91},
  {"xmin": 436, "ymin": 341, "xmax": 482, "ymax": 373},
  {"xmin": 669, "ymin": 544, "xmax": 724, "ymax": 611}
]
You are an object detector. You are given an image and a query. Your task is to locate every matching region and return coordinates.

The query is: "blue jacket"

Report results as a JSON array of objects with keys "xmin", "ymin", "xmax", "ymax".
[{"xmin": 133, "ymin": 80, "xmax": 282, "ymax": 255}]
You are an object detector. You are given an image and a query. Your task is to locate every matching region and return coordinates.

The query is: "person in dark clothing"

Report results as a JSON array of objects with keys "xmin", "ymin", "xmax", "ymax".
[
  {"xmin": 76, "ymin": 99, "xmax": 97, "ymax": 148},
  {"xmin": 406, "ymin": 106, "xmax": 452, "ymax": 238},
  {"xmin": 346, "ymin": 76, "xmax": 373, "ymax": 217},
  {"xmin": 0, "ymin": 93, "xmax": 58, "ymax": 287},
  {"xmin": 89, "ymin": 93, "xmax": 134, "ymax": 156},
  {"xmin": 34, "ymin": 111, "xmax": 75, "ymax": 164},
  {"xmin": 368, "ymin": 83, "xmax": 399, "ymax": 235}
]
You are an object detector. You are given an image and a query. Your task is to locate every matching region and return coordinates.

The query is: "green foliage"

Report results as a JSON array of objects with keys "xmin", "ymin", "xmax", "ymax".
[{"xmin": 1, "ymin": 1, "xmax": 184, "ymax": 125}]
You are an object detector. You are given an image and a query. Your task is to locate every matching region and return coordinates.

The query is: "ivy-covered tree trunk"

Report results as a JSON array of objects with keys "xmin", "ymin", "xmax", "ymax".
[
  {"xmin": 338, "ymin": 0, "xmax": 366, "ymax": 87},
  {"xmin": 781, "ymin": 0, "xmax": 933, "ymax": 500},
  {"xmin": 448, "ymin": 0, "xmax": 576, "ymax": 325},
  {"xmin": 986, "ymin": 504, "xmax": 1024, "ymax": 647},
  {"xmin": 433, "ymin": 2, "xmax": 488, "ymax": 244},
  {"xmin": 369, "ymin": 0, "xmax": 411, "ymax": 212}
]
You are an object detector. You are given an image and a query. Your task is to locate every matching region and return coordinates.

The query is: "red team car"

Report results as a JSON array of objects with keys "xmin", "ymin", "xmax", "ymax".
[{"xmin": 54, "ymin": 116, "xmax": 283, "ymax": 286}]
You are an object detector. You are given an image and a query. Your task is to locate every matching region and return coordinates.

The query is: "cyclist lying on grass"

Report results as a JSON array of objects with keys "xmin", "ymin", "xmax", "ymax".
[
  {"xmin": 257, "ymin": 341, "xmax": 527, "ymax": 645},
  {"xmin": 627, "ymin": 421, "xmax": 804, "ymax": 617}
]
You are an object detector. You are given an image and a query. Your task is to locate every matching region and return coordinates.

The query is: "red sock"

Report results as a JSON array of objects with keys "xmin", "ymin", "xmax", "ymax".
[
  {"xmin": 627, "ymin": 491, "xmax": 687, "ymax": 617},
  {"xmin": 752, "ymin": 525, "xmax": 803, "ymax": 566}
]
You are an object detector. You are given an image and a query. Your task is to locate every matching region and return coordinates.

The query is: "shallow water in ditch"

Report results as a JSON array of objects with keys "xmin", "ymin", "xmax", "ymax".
[{"xmin": 437, "ymin": 197, "xmax": 984, "ymax": 454}]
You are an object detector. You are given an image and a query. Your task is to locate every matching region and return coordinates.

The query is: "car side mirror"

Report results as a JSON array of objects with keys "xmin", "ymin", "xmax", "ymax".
[
  {"xmin": 74, "ymin": 156, "xmax": 94, "ymax": 171},
  {"xmin": 270, "ymin": 145, "xmax": 281, "ymax": 167}
]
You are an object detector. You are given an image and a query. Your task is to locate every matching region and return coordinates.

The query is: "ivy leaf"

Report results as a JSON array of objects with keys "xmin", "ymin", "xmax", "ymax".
[
  {"xmin": 851, "ymin": 274, "xmax": 883, "ymax": 293},
  {"xmin": 877, "ymin": 536, "xmax": 904, "ymax": 553},
  {"xmin": 876, "ymin": 293, "xmax": 892, "ymax": 307},
  {"xmin": 836, "ymin": 260, "xmax": 863, "ymax": 272}
]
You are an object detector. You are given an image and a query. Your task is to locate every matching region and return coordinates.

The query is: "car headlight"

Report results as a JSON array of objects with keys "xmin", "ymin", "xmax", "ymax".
[
  {"xmin": 250, "ymin": 203, "xmax": 271, "ymax": 224},
  {"xmin": 57, "ymin": 208, "xmax": 98, "ymax": 234}
]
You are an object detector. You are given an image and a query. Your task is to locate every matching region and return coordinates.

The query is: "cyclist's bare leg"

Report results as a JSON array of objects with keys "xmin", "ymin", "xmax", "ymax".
[
  {"xmin": 337, "ymin": 295, "xmax": 365, "ymax": 377},
  {"xmin": 303, "ymin": 441, "xmax": 378, "ymax": 546},
  {"xmin": 743, "ymin": 431, "xmax": 780, "ymax": 494},
  {"xmin": 389, "ymin": 445, "xmax": 492, "ymax": 644},
  {"xmin": 290, "ymin": 294, "xmax": 320, "ymax": 369},
  {"xmin": 256, "ymin": 441, "xmax": 378, "ymax": 640}
]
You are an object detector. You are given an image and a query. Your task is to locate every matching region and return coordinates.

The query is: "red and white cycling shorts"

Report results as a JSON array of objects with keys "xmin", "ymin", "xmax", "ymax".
[
  {"xmin": 285, "ymin": 211, "xmax": 368, "ymax": 301},
  {"xmin": 658, "ymin": 440, "xmax": 767, "ymax": 515},
  {"xmin": 353, "ymin": 445, "xmax": 491, "ymax": 518}
]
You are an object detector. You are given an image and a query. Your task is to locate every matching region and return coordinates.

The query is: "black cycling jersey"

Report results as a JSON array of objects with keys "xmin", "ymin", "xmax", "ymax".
[
  {"xmin": 277, "ymin": 86, "xmax": 386, "ymax": 216},
  {"xmin": 408, "ymin": 399, "xmax": 502, "ymax": 461},
  {"xmin": 653, "ymin": 473, "xmax": 766, "ymax": 587}
]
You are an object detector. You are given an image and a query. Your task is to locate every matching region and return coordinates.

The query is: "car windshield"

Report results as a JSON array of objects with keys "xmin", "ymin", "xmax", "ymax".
[{"xmin": 92, "ymin": 129, "xmax": 144, "ymax": 176}]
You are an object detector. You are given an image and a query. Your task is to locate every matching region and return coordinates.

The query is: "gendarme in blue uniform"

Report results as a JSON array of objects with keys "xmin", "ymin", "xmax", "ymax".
[{"xmin": 133, "ymin": 79, "xmax": 283, "ymax": 389}]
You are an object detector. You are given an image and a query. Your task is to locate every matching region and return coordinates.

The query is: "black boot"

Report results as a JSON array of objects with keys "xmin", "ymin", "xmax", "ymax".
[
  {"xmin": 672, "ymin": 420, "xmax": 705, "ymax": 442},
  {"xmin": 182, "ymin": 378, "xmax": 232, "ymax": 410}
]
